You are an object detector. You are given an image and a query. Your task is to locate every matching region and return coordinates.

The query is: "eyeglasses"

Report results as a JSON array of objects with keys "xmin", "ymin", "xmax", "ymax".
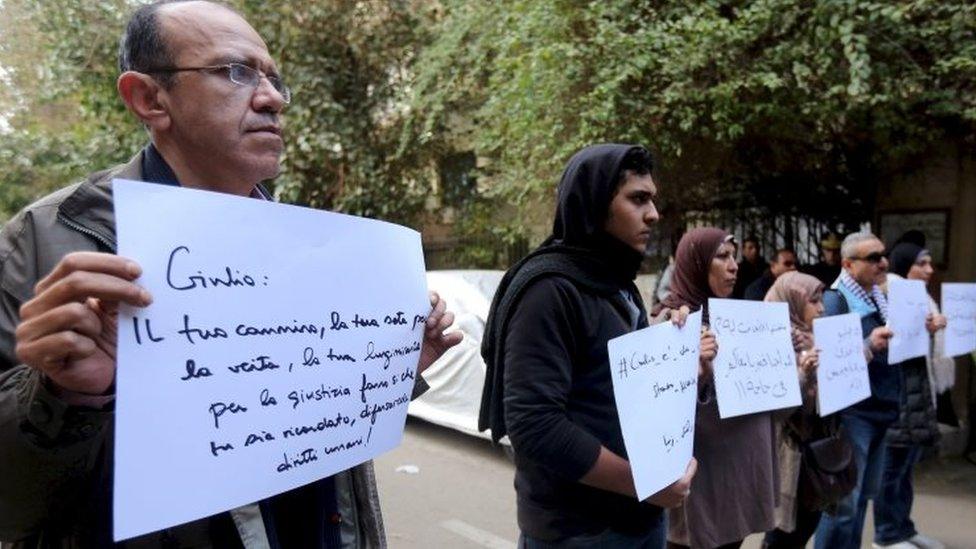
[
  {"xmin": 150, "ymin": 63, "xmax": 291, "ymax": 103},
  {"xmin": 851, "ymin": 251, "xmax": 887, "ymax": 263}
]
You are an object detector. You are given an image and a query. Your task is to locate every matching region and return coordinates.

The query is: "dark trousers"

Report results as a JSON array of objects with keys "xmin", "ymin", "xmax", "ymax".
[
  {"xmin": 667, "ymin": 541, "xmax": 742, "ymax": 549},
  {"xmin": 519, "ymin": 512, "xmax": 666, "ymax": 549},
  {"xmin": 873, "ymin": 444, "xmax": 923, "ymax": 545},
  {"xmin": 814, "ymin": 413, "xmax": 888, "ymax": 549},
  {"xmin": 763, "ymin": 476, "xmax": 822, "ymax": 548}
]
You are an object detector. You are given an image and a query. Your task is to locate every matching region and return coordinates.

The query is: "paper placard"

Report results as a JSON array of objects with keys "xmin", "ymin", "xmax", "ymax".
[
  {"xmin": 112, "ymin": 180, "xmax": 429, "ymax": 541},
  {"xmin": 607, "ymin": 311, "xmax": 702, "ymax": 501},
  {"xmin": 886, "ymin": 278, "xmax": 929, "ymax": 364},
  {"xmin": 813, "ymin": 313, "xmax": 871, "ymax": 416},
  {"xmin": 708, "ymin": 299, "xmax": 802, "ymax": 418},
  {"xmin": 942, "ymin": 283, "xmax": 976, "ymax": 357}
]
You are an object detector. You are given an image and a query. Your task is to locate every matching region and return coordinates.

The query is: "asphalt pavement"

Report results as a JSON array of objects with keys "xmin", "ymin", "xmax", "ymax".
[{"xmin": 377, "ymin": 418, "xmax": 976, "ymax": 549}]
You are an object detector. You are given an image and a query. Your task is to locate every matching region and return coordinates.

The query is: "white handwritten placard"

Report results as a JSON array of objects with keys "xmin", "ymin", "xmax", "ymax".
[
  {"xmin": 942, "ymin": 283, "xmax": 976, "ymax": 357},
  {"xmin": 708, "ymin": 299, "xmax": 802, "ymax": 418},
  {"xmin": 112, "ymin": 180, "xmax": 430, "ymax": 541},
  {"xmin": 607, "ymin": 311, "xmax": 702, "ymax": 501},
  {"xmin": 813, "ymin": 313, "xmax": 871, "ymax": 416},
  {"xmin": 887, "ymin": 278, "xmax": 929, "ymax": 365}
]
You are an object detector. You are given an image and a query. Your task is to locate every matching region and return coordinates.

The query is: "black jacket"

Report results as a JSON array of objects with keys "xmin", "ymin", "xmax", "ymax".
[
  {"xmin": 479, "ymin": 144, "xmax": 661, "ymax": 540},
  {"xmin": 503, "ymin": 276, "xmax": 661, "ymax": 539}
]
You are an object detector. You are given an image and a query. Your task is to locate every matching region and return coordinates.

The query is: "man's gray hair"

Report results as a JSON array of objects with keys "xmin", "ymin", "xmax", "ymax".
[{"xmin": 841, "ymin": 232, "xmax": 880, "ymax": 260}]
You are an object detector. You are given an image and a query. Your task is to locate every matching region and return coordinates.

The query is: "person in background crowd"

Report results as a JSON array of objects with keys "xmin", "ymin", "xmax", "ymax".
[
  {"xmin": 0, "ymin": 2, "xmax": 461, "ymax": 546},
  {"xmin": 479, "ymin": 144, "xmax": 696, "ymax": 548},
  {"xmin": 655, "ymin": 228, "xmax": 778, "ymax": 549},
  {"xmin": 762, "ymin": 271, "xmax": 826, "ymax": 549},
  {"xmin": 815, "ymin": 232, "xmax": 896, "ymax": 549},
  {"xmin": 888, "ymin": 230, "xmax": 957, "ymax": 426},
  {"xmin": 732, "ymin": 234, "xmax": 767, "ymax": 298},
  {"xmin": 654, "ymin": 254, "xmax": 676, "ymax": 306},
  {"xmin": 744, "ymin": 248, "xmax": 798, "ymax": 301},
  {"xmin": 802, "ymin": 232, "xmax": 843, "ymax": 287},
  {"xmin": 873, "ymin": 242, "xmax": 946, "ymax": 549},
  {"xmin": 893, "ymin": 230, "xmax": 926, "ymax": 249}
]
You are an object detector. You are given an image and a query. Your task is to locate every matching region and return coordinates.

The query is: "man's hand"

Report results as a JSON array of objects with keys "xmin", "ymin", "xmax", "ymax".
[
  {"xmin": 868, "ymin": 326, "xmax": 894, "ymax": 353},
  {"xmin": 925, "ymin": 313, "xmax": 947, "ymax": 335},
  {"xmin": 417, "ymin": 291, "xmax": 462, "ymax": 376},
  {"xmin": 645, "ymin": 458, "xmax": 697, "ymax": 508},
  {"xmin": 699, "ymin": 328, "xmax": 717, "ymax": 379},
  {"xmin": 15, "ymin": 252, "xmax": 151, "ymax": 395}
]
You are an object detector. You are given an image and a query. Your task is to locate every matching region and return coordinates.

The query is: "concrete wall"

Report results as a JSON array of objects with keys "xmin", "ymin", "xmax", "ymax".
[{"xmin": 876, "ymin": 142, "xmax": 976, "ymax": 285}]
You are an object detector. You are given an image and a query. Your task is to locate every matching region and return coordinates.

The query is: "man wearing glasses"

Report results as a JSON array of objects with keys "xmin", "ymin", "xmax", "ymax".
[
  {"xmin": 0, "ymin": 1, "xmax": 458, "ymax": 547},
  {"xmin": 815, "ymin": 232, "xmax": 898, "ymax": 549}
]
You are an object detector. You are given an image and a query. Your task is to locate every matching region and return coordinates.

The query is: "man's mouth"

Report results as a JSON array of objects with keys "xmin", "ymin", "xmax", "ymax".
[{"xmin": 248, "ymin": 125, "xmax": 281, "ymax": 136}]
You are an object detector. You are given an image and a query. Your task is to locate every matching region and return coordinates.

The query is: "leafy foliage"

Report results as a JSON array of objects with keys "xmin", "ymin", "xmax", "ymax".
[
  {"xmin": 404, "ymin": 0, "xmax": 976, "ymax": 238},
  {"xmin": 0, "ymin": 0, "xmax": 436, "ymax": 225},
  {"xmin": 2, "ymin": 0, "xmax": 974, "ymax": 264}
]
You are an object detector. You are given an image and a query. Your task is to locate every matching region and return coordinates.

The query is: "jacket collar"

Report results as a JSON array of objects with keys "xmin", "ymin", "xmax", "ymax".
[{"xmin": 57, "ymin": 150, "xmax": 144, "ymax": 251}]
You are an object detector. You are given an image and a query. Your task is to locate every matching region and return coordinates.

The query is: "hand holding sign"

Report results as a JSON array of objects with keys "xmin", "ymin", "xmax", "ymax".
[
  {"xmin": 112, "ymin": 181, "xmax": 433, "ymax": 541},
  {"xmin": 14, "ymin": 251, "xmax": 152, "ymax": 395},
  {"xmin": 607, "ymin": 311, "xmax": 702, "ymax": 501},
  {"xmin": 708, "ymin": 299, "xmax": 802, "ymax": 418}
]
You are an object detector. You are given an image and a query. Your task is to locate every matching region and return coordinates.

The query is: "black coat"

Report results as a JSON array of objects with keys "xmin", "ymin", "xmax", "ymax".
[{"xmin": 886, "ymin": 356, "xmax": 940, "ymax": 447}]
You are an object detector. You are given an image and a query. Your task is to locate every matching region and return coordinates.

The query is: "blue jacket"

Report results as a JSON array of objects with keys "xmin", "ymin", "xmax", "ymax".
[{"xmin": 822, "ymin": 289, "xmax": 901, "ymax": 425}]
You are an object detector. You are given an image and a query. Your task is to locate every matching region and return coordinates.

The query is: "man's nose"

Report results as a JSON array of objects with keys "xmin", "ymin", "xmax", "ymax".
[
  {"xmin": 644, "ymin": 205, "xmax": 660, "ymax": 224},
  {"xmin": 252, "ymin": 77, "xmax": 286, "ymax": 113}
]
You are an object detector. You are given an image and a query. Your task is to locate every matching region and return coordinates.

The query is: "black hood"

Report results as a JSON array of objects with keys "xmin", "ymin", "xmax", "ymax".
[{"xmin": 478, "ymin": 143, "xmax": 651, "ymax": 442}]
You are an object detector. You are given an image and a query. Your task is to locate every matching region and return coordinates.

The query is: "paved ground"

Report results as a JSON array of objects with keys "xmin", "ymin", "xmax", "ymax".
[{"xmin": 376, "ymin": 418, "xmax": 976, "ymax": 549}]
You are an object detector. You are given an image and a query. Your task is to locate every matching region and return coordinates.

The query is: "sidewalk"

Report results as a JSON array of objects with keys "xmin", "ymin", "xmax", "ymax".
[{"xmin": 743, "ymin": 455, "xmax": 976, "ymax": 548}]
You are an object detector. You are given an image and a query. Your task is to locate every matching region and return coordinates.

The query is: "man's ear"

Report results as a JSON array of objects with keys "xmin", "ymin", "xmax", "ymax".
[{"xmin": 117, "ymin": 71, "xmax": 171, "ymax": 131}]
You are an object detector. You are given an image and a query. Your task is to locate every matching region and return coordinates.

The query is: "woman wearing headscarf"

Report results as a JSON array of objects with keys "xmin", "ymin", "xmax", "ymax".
[
  {"xmin": 479, "ymin": 144, "xmax": 697, "ymax": 548},
  {"xmin": 655, "ymin": 227, "xmax": 778, "ymax": 549},
  {"xmin": 873, "ymin": 242, "xmax": 946, "ymax": 549},
  {"xmin": 760, "ymin": 271, "xmax": 826, "ymax": 548}
]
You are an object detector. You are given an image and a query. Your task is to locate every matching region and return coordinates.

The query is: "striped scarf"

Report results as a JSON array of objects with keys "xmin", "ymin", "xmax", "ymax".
[{"xmin": 834, "ymin": 269, "xmax": 888, "ymax": 322}]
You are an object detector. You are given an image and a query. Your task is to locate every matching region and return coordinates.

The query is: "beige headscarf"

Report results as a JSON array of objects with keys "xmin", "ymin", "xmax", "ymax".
[{"xmin": 764, "ymin": 271, "xmax": 824, "ymax": 352}]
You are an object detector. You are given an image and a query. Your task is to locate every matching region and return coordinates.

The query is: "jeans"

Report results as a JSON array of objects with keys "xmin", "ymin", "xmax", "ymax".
[
  {"xmin": 814, "ymin": 413, "xmax": 889, "ymax": 549},
  {"xmin": 519, "ymin": 512, "xmax": 666, "ymax": 549},
  {"xmin": 873, "ymin": 444, "xmax": 923, "ymax": 545}
]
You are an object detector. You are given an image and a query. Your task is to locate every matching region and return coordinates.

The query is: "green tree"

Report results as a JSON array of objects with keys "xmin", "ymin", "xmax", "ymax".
[
  {"xmin": 0, "ymin": 1, "xmax": 437, "ymax": 226},
  {"xmin": 404, "ymin": 0, "xmax": 976, "ymax": 244}
]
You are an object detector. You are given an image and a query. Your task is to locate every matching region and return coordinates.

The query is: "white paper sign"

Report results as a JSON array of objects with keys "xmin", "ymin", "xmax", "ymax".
[
  {"xmin": 708, "ymin": 299, "xmax": 802, "ymax": 418},
  {"xmin": 112, "ymin": 180, "xmax": 430, "ymax": 541},
  {"xmin": 607, "ymin": 311, "xmax": 702, "ymax": 500},
  {"xmin": 942, "ymin": 283, "xmax": 976, "ymax": 357},
  {"xmin": 813, "ymin": 313, "xmax": 871, "ymax": 416},
  {"xmin": 886, "ymin": 278, "xmax": 929, "ymax": 364}
]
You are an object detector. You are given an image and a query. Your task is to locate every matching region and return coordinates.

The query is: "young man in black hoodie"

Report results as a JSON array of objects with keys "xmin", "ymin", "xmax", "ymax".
[{"xmin": 479, "ymin": 144, "xmax": 696, "ymax": 548}]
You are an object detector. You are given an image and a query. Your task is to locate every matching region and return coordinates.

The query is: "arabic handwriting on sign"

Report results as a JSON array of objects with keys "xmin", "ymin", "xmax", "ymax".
[
  {"xmin": 725, "ymin": 347, "xmax": 790, "ymax": 377},
  {"xmin": 711, "ymin": 315, "xmax": 787, "ymax": 336},
  {"xmin": 734, "ymin": 377, "xmax": 789, "ymax": 399},
  {"xmin": 166, "ymin": 245, "xmax": 269, "ymax": 291}
]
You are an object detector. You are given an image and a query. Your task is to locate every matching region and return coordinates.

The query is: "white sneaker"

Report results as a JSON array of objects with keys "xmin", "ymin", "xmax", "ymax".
[
  {"xmin": 872, "ymin": 542, "xmax": 918, "ymax": 549},
  {"xmin": 909, "ymin": 533, "xmax": 946, "ymax": 549}
]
